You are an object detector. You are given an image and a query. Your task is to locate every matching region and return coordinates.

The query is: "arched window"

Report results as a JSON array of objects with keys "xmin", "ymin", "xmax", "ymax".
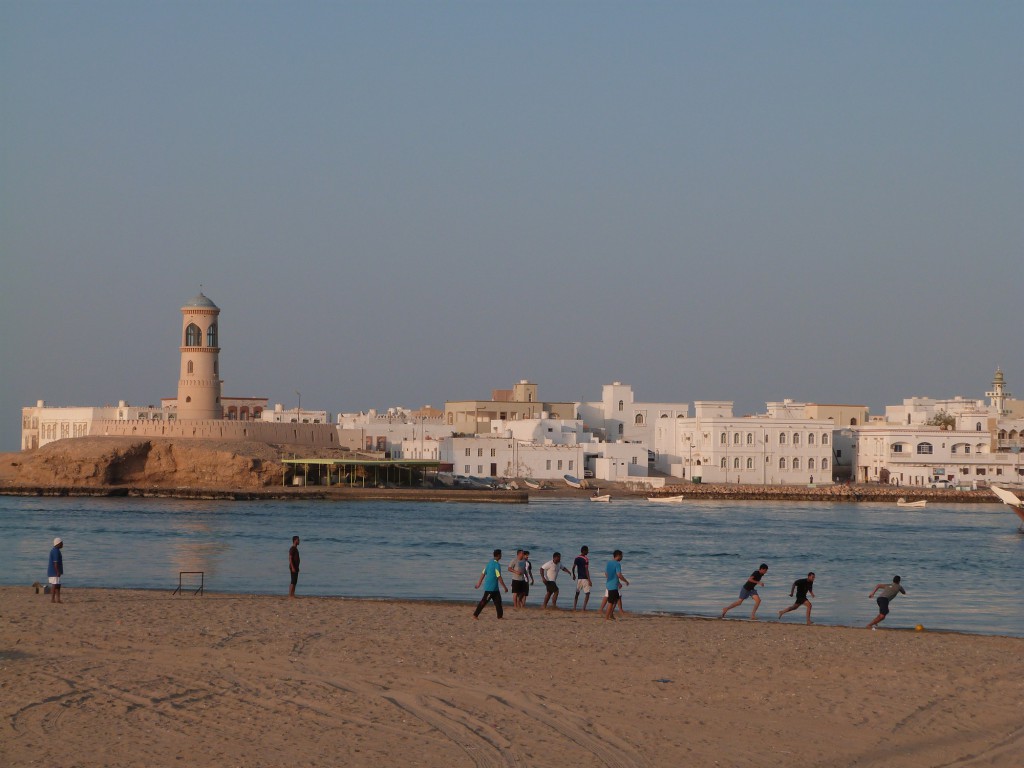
[
  {"xmin": 185, "ymin": 396, "xmax": 192, "ymax": 403},
  {"xmin": 793, "ymin": 433, "xmax": 800, "ymax": 445},
  {"xmin": 207, "ymin": 323, "xmax": 218, "ymax": 347},
  {"xmin": 976, "ymin": 422, "xmax": 982, "ymax": 431},
  {"xmin": 733, "ymin": 432, "xmax": 740, "ymax": 444},
  {"xmin": 999, "ymin": 430, "xmax": 1008, "ymax": 439},
  {"xmin": 618, "ymin": 400, "xmax": 624, "ymax": 412},
  {"xmin": 618, "ymin": 424, "xmax": 624, "ymax": 436},
  {"xmin": 822, "ymin": 433, "xmax": 829, "ymax": 445},
  {"xmin": 916, "ymin": 442, "xmax": 933, "ymax": 455},
  {"xmin": 808, "ymin": 433, "xmax": 815, "ymax": 445},
  {"xmin": 793, "ymin": 457, "xmax": 800, "ymax": 470},
  {"xmin": 187, "ymin": 360, "xmax": 194, "ymax": 374},
  {"xmin": 185, "ymin": 323, "xmax": 202, "ymax": 346},
  {"xmin": 808, "ymin": 458, "xmax": 815, "ymax": 470},
  {"xmin": 779, "ymin": 458, "xmax": 787, "ymax": 469},
  {"xmin": 721, "ymin": 432, "xmax": 727, "ymax": 445},
  {"xmin": 746, "ymin": 433, "xmax": 753, "ymax": 445},
  {"xmin": 746, "ymin": 457, "xmax": 753, "ymax": 469},
  {"xmin": 779, "ymin": 433, "xmax": 787, "ymax": 444},
  {"xmin": 635, "ymin": 414, "xmax": 644, "ymax": 425},
  {"xmin": 821, "ymin": 458, "xmax": 828, "ymax": 470},
  {"xmin": 734, "ymin": 457, "xmax": 740, "ymax": 469},
  {"xmin": 720, "ymin": 457, "xmax": 728, "ymax": 469},
  {"xmin": 850, "ymin": 418, "xmax": 858, "ymax": 426}
]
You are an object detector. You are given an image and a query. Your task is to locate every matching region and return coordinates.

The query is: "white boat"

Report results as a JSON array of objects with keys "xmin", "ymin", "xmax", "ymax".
[
  {"xmin": 590, "ymin": 493, "xmax": 611, "ymax": 503},
  {"xmin": 564, "ymin": 474, "xmax": 584, "ymax": 489},
  {"xmin": 523, "ymin": 478, "xmax": 542, "ymax": 490},
  {"xmin": 896, "ymin": 498, "xmax": 927, "ymax": 508},
  {"xmin": 991, "ymin": 485, "xmax": 1024, "ymax": 530},
  {"xmin": 648, "ymin": 495, "xmax": 685, "ymax": 503}
]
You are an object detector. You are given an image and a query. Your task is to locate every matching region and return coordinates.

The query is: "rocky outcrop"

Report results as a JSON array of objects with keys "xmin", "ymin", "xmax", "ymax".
[{"xmin": 4, "ymin": 437, "xmax": 310, "ymax": 489}]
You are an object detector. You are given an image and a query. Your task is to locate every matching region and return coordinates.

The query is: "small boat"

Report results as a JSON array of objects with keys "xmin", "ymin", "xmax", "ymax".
[
  {"xmin": 523, "ymin": 478, "xmax": 542, "ymax": 490},
  {"xmin": 590, "ymin": 491, "xmax": 611, "ymax": 502},
  {"xmin": 991, "ymin": 485, "xmax": 1024, "ymax": 530},
  {"xmin": 648, "ymin": 495, "xmax": 685, "ymax": 503},
  {"xmin": 896, "ymin": 498, "xmax": 927, "ymax": 508},
  {"xmin": 564, "ymin": 474, "xmax": 584, "ymax": 489}
]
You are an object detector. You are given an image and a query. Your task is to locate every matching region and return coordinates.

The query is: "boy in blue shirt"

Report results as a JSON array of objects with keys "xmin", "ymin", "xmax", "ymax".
[
  {"xmin": 473, "ymin": 549, "xmax": 509, "ymax": 619},
  {"xmin": 603, "ymin": 550, "xmax": 629, "ymax": 621}
]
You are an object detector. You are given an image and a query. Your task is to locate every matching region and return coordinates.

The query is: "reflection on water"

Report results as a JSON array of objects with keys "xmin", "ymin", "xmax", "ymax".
[{"xmin": 0, "ymin": 496, "xmax": 1022, "ymax": 637}]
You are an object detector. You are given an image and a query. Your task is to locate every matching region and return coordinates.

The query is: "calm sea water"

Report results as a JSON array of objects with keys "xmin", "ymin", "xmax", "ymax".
[{"xmin": 2, "ymin": 496, "xmax": 1022, "ymax": 636}]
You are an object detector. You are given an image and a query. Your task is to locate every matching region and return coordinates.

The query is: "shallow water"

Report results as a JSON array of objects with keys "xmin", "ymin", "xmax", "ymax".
[{"xmin": 2, "ymin": 496, "xmax": 1022, "ymax": 636}]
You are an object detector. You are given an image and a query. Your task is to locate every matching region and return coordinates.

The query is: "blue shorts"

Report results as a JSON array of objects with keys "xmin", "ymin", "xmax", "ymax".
[{"xmin": 739, "ymin": 587, "xmax": 759, "ymax": 600}]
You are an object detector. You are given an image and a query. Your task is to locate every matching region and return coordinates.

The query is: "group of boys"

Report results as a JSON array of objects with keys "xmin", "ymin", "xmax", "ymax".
[
  {"xmin": 720, "ymin": 562, "xmax": 908, "ymax": 628},
  {"xmin": 473, "ymin": 546, "xmax": 629, "ymax": 621}
]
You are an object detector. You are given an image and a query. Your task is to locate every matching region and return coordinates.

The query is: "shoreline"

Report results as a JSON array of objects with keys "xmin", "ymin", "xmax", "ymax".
[
  {"xmin": 3, "ymin": 586, "xmax": 1023, "ymax": 767},
  {"xmin": 0, "ymin": 480, "xmax": 1006, "ymax": 504}
]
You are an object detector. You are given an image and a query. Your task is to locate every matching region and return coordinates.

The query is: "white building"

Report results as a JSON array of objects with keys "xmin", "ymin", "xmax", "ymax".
[
  {"xmin": 261, "ymin": 403, "xmax": 331, "ymax": 424},
  {"xmin": 337, "ymin": 407, "xmax": 450, "ymax": 455},
  {"xmin": 576, "ymin": 382, "xmax": 689, "ymax": 447},
  {"xmin": 441, "ymin": 434, "xmax": 584, "ymax": 481},
  {"xmin": 22, "ymin": 400, "xmax": 173, "ymax": 451},
  {"xmin": 653, "ymin": 401, "xmax": 835, "ymax": 485}
]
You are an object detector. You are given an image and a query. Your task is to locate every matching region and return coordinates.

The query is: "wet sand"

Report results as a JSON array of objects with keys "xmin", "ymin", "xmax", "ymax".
[{"xmin": 2, "ymin": 587, "xmax": 1022, "ymax": 767}]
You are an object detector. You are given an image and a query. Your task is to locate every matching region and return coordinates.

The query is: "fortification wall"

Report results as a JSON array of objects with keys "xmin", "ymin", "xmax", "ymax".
[{"xmin": 89, "ymin": 419, "xmax": 339, "ymax": 447}]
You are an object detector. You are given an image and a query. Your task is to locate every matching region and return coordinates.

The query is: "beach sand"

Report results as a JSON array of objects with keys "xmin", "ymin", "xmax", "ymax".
[{"xmin": 2, "ymin": 587, "xmax": 1022, "ymax": 767}]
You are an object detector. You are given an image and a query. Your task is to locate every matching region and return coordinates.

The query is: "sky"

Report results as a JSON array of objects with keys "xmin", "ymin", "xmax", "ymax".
[{"xmin": 1, "ymin": 2, "xmax": 1021, "ymax": 451}]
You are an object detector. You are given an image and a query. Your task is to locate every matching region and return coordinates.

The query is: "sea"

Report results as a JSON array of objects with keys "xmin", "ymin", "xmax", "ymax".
[{"xmin": 2, "ymin": 495, "xmax": 1022, "ymax": 637}]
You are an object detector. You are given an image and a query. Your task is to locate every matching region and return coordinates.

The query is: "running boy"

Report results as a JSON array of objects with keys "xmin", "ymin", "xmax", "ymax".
[
  {"xmin": 721, "ymin": 563, "xmax": 768, "ymax": 620},
  {"xmin": 867, "ymin": 575, "xmax": 907, "ymax": 630},
  {"xmin": 778, "ymin": 572, "xmax": 816, "ymax": 624}
]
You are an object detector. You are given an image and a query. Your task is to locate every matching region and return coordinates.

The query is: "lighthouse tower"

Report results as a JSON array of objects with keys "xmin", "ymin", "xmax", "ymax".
[
  {"xmin": 986, "ymin": 367, "xmax": 1012, "ymax": 416},
  {"xmin": 176, "ymin": 293, "xmax": 222, "ymax": 420}
]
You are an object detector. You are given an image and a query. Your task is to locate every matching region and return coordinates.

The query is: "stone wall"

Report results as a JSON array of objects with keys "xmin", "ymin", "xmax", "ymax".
[{"xmin": 90, "ymin": 419, "xmax": 339, "ymax": 448}]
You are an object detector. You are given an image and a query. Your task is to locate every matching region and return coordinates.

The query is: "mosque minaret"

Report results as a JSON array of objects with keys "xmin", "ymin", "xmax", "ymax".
[
  {"xmin": 176, "ymin": 292, "xmax": 223, "ymax": 420},
  {"xmin": 986, "ymin": 367, "xmax": 1012, "ymax": 416}
]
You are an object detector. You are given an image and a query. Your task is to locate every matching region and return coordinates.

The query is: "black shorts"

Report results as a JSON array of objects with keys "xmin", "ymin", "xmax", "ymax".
[
  {"xmin": 545, "ymin": 582, "xmax": 558, "ymax": 594},
  {"xmin": 290, "ymin": 571, "xmax": 299, "ymax": 586},
  {"xmin": 523, "ymin": 582, "xmax": 530, "ymax": 596},
  {"xmin": 876, "ymin": 596, "xmax": 890, "ymax": 615},
  {"xmin": 793, "ymin": 596, "xmax": 808, "ymax": 606},
  {"xmin": 607, "ymin": 589, "xmax": 620, "ymax": 605},
  {"xmin": 511, "ymin": 580, "xmax": 525, "ymax": 594}
]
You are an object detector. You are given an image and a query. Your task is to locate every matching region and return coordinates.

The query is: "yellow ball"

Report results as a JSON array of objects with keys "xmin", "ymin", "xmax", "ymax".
[{"xmin": 915, "ymin": 624, "xmax": 925, "ymax": 632}]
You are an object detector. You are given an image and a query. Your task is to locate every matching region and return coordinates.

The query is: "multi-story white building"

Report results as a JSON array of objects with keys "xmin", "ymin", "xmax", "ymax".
[
  {"xmin": 440, "ymin": 434, "xmax": 585, "ymax": 481},
  {"xmin": 337, "ymin": 406, "xmax": 450, "ymax": 455},
  {"xmin": 261, "ymin": 403, "xmax": 330, "ymax": 424},
  {"xmin": 653, "ymin": 401, "xmax": 835, "ymax": 485},
  {"xmin": 21, "ymin": 400, "xmax": 174, "ymax": 451},
  {"xmin": 576, "ymin": 382, "xmax": 689, "ymax": 447}
]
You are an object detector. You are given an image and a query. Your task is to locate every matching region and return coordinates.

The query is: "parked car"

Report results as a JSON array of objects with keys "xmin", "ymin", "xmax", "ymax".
[{"xmin": 584, "ymin": 469, "xmax": 594, "ymax": 478}]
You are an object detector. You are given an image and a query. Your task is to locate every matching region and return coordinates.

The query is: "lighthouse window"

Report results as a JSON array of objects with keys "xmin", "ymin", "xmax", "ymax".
[
  {"xmin": 185, "ymin": 323, "xmax": 202, "ymax": 346},
  {"xmin": 207, "ymin": 324, "xmax": 218, "ymax": 347}
]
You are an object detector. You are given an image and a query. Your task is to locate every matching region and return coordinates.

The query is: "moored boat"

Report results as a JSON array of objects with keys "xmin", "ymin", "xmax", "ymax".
[
  {"xmin": 896, "ymin": 498, "xmax": 927, "ymax": 508},
  {"xmin": 647, "ymin": 495, "xmax": 685, "ymax": 503},
  {"xmin": 991, "ymin": 485, "xmax": 1024, "ymax": 530},
  {"xmin": 523, "ymin": 478, "xmax": 542, "ymax": 490},
  {"xmin": 590, "ymin": 493, "xmax": 611, "ymax": 502},
  {"xmin": 564, "ymin": 474, "xmax": 584, "ymax": 489}
]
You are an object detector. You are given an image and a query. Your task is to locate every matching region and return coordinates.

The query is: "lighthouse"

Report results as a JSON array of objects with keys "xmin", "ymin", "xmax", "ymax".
[{"xmin": 176, "ymin": 292, "xmax": 223, "ymax": 420}]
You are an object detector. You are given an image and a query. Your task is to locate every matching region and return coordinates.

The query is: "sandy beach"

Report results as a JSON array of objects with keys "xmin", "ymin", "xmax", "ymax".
[{"xmin": 2, "ymin": 588, "xmax": 1022, "ymax": 767}]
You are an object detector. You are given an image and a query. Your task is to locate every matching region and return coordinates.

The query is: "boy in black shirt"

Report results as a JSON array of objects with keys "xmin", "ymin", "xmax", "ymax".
[{"xmin": 778, "ymin": 572, "xmax": 816, "ymax": 624}]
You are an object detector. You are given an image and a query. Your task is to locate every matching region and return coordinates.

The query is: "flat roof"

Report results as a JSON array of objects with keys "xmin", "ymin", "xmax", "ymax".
[{"xmin": 281, "ymin": 458, "xmax": 440, "ymax": 467}]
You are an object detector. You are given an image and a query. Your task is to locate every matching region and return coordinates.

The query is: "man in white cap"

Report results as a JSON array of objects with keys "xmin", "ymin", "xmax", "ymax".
[{"xmin": 48, "ymin": 537, "xmax": 64, "ymax": 603}]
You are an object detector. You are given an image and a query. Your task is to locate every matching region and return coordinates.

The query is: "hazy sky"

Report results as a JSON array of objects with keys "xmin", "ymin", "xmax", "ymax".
[{"xmin": 2, "ymin": 2, "xmax": 1021, "ymax": 451}]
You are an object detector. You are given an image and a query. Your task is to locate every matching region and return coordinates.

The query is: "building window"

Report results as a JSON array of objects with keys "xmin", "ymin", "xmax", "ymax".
[
  {"xmin": 746, "ymin": 458, "xmax": 753, "ymax": 469},
  {"xmin": 635, "ymin": 414, "xmax": 644, "ymax": 425},
  {"xmin": 557, "ymin": 460, "xmax": 563, "ymax": 470},
  {"xmin": 490, "ymin": 448, "xmax": 496, "ymax": 457},
  {"xmin": 779, "ymin": 433, "xmax": 787, "ymax": 444},
  {"xmin": 568, "ymin": 461, "xmax": 574, "ymax": 471},
  {"xmin": 207, "ymin": 324, "xmax": 218, "ymax": 347},
  {"xmin": 187, "ymin": 360, "xmax": 194, "ymax": 374},
  {"xmin": 546, "ymin": 460, "xmax": 551, "ymax": 470},
  {"xmin": 976, "ymin": 422, "xmax": 982, "ymax": 431},
  {"xmin": 747, "ymin": 433, "xmax": 753, "ymax": 445},
  {"xmin": 477, "ymin": 465, "xmax": 483, "ymax": 474},
  {"xmin": 618, "ymin": 400, "xmax": 624, "ymax": 412},
  {"xmin": 465, "ymin": 448, "xmax": 471, "ymax": 456},
  {"xmin": 808, "ymin": 433, "xmax": 815, "ymax": 445},
  {"xmin": 793, "ymin": 458, "xmax": 800, "ymax": 470},
  {"xmin": 185, "ymin": 323, "xmax": 202, "ymax": 346},
  {"xmin": 821, "ymin": 458, "xmax": 828, "ymax": 470},
  {"xmin": 916, "ymin": 442, "xmax": 933, "ymax": 455},
  {"xmin": 477, "ymin": 448, "xmax": 483, "ymax": 457},
  {"xmin": 893, "ymin": 444, "xmax": 904, "ymax": 453},
  {"xmin": 822, "ymin": 433, "xmax": 829, "ymax": 445},
  {"xmin": 721, "ymin": 433, "xmax": 727, "ymax": 445},
  {"xmin": 618, "ymin": 424, "xmax": 624, "ymax": 436},
  {"xmin": 720, "ymin": 458, "xmax": 728, "ymax": 469},
  {"xmin": 964, "ymin": 445, "xmax": 971, "ymax": 454},
  {"xmin": 733, "ymin": 457, "xmax": 740, "ymax": 469},
  {"xmin": 733, "ymin": 433, "xmax": 740, "ymax": 444},
  {"xmin": 779, "ymin": 458, "xmax": 787, "ymax": 469},
  {"xmin": 464, "ymin": 465, "xmax": 470, "ymax": 473},
  {"xmin": 976, "ymin": 468, "xmax": 986, "ymax": 475},
  {"xmin": 808, "ymin": 458, "xmax": 815, "ymax": 470}
]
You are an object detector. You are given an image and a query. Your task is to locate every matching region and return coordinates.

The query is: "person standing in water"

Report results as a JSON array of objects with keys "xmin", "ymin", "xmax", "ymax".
[
  {"xmin": 867, "ymin": 575, "xmax": 907, "ymax": 630},
  {"xmin": 778, "ymin": 572, "xmax": 816, "ymax": 624}
]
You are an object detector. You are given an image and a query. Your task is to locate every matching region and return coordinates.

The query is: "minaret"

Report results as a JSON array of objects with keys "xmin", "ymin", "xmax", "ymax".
[
  {"xmin": 985, "ymin": 367, "xmax": 1012, "ymax": 416},
  {"xmin": 176, "ymin": 292, "xmax": 222, "ymax": 420}
]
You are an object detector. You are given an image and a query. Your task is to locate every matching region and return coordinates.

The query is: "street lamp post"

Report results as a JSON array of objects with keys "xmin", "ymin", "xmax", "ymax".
[{"xmin": 296, "ymin": 390, "xmax": 301, "ymax": 424}]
